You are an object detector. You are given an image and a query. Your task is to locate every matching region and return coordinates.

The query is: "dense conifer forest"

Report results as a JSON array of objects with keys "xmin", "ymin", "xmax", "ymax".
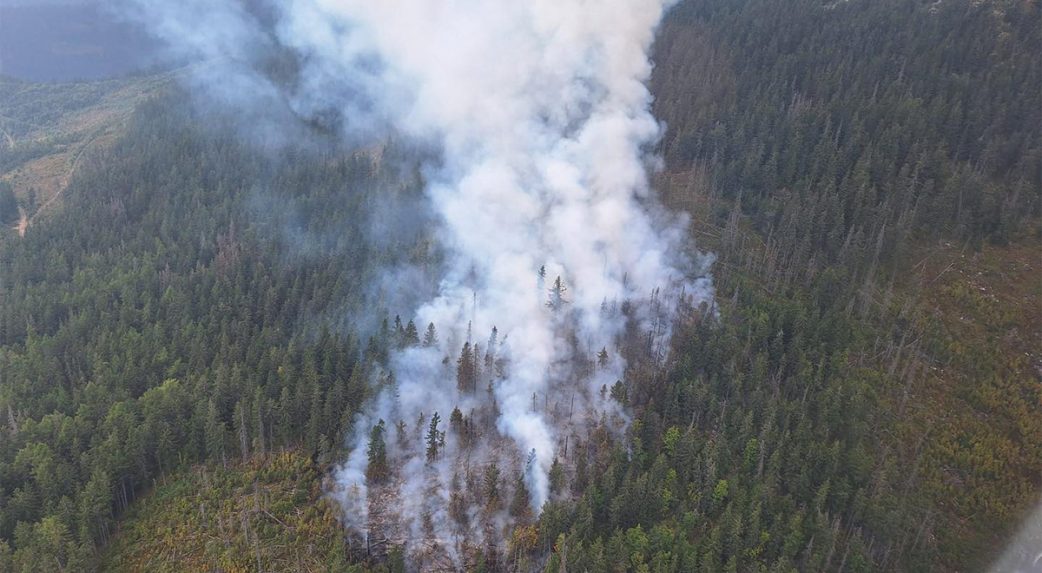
[{"xmin": 0, "ymin": 0, "xmax": 1038, "ymax": 571}]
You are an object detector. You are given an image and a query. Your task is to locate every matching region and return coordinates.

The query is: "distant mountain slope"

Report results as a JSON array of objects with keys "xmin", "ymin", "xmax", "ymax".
[{"xmin": 0, "ymin": 74, "xmax": 171, "ymax": 236}]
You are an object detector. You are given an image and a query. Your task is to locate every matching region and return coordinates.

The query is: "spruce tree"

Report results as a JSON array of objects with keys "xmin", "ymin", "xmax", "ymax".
[{"xmin": 366, "ymin": 420, "xmax": 389, "ymax": 483}]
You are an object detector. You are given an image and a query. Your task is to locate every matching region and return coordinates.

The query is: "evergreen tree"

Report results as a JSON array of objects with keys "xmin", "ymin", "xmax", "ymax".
[
  {"xmin": 456, "ymin": 342, "xmax": 477, "ymax": 393},
  {"xmin": 422, "ymin": 322, "xmax": 438, "ymax": 347},
  {"xmin": 0, "ymin": 182, "xmax": 17, "ymax": 224},
  {"xmin": 547, "ymin": 276, "xmax": 569, "ymax": 311},
  {"xmin": 484, "ymin": 462, "xmax": 501, "ymax": 511},
  {"xmin": 403, "ymin": 320, "xmax": 420, "ymax": 346},
  {"xmin": 510, "ymin": 474, "xmax": 531, "ymax": 519},
  {"xmin": 548, "ymin": 457, "xmax": 565, "ymax": 496},
  {"xmin": 366, "ymin": 420, "xmax": 389, "ymax": 483},
  {"xmin": 425, "ymin": 412, "xmax": 442, "ymax": 462}
]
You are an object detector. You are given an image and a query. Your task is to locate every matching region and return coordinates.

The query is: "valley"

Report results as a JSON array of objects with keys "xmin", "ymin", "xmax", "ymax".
[{"xmin": 0, "ymin": 0, "xmax": 1037, "ymax": 571}]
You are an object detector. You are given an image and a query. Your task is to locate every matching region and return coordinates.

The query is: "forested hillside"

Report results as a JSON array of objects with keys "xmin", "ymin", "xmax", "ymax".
[
  {"xmin": 634, "ymin": 0, "xmax": 1041, "ymax": 569},
  {"xmin": 0, "ymin": 94, "xmax": 426, "ymax": 570},
  {"xmin": 0, "ymin": 0, "xmax": 1038, "ymax": 571}
]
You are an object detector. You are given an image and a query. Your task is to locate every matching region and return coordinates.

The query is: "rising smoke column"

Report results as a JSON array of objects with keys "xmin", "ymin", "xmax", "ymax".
[
  {"xmin": 126, "ymin": 0, "xmax": 713, "ymax": 562},
  {"xmin": 297, "ymin": 0, "xmax": 714, "ymax": 552}
]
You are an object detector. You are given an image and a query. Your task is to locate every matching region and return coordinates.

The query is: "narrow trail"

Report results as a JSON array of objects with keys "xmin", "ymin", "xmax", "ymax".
[
  {"xmin": 14, "ymin": 208, "xmax": 27, "ymax": 237},
  {"xmin": 23, "ymin": 126, "xmax": 104, "ymax": 231}
]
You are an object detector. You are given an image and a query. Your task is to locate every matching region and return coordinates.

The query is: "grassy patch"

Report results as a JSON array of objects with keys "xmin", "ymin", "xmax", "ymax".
[{"xmin": 100, "ymin": 450, "xmax": 351, "ymax": 573}]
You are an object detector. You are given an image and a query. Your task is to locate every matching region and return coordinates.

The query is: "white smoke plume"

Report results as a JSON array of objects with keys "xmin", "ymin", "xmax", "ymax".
[
  {"xmin": 990, "ymin": 502, "xmax": 1042, "ymax": 573},
  {"xmin": 127, "ymin": 0, "xmax": 714, "ymax": 565}
]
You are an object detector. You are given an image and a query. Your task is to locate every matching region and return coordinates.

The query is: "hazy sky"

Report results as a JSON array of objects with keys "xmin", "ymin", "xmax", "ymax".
[
  {"xmin": 0, "ymin": 1, "xmax": 92, "ymax": 6},
  {"xmin": 0, "ymin": 0, "xmax": 164, "ymax": 82}
]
